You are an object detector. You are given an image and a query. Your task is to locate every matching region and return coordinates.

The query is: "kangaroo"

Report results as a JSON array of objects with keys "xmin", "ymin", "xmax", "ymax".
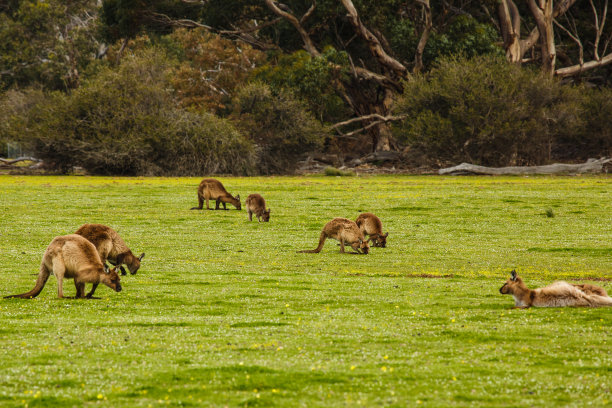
[
  {"xmin": 246, "ymin": 194, "xmax": 270, "ymax": 222},
  {"xmin": 298, "ymin": 218, "xmax": 369, "ymax": 254},
  {"xmin": 4, "ymin": 234, "xmax": 122, "ymax": 299},
  {"xmin": 190, "ymin": 178, "xmax": 241, "ymax": 211},
  {"xmin": 499, "ymin": 270, "xmax": 612, "ymax": 308},
  {"xmin": 74, "ymin": 223, "xmax": 144, "ymax": 298},
  {"xmin": 355, "ymin": 213, "xmax": 388, "ymax": 248}
]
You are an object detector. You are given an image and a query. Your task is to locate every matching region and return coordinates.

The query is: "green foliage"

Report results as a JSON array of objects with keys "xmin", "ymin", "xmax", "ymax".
[
  {"xmin": 389, "ymin": 14, "xmax": 502, "ymax": 69},
  {"xmin": 100, "ymin": 0, "xmax": 197, "ymax": 42},
  {"xmin": 0, "ymin": 175, "xmax": 611, "ymax": 407},
  {"xmin": 554, "ymin": 87, "xmax": 612, "ymax": 160},
  {"xmin": 232, "ymin": 82, "xmax": 327, "ymax": 174},
  {"xmin": 394, "ymin": 55, "xmax": 587, "ymax": 166},
  {"xmin": 4, "ymin": 50, "xmax": 255, "ymax": 175},
  {"xmin": 426, "ymin": 15, "xmax": 503, "ymax": 62},
  {"xmin": 252, "ymin": 49, "xmax": 351, "ymax": 123},
  {"xmin": 0, "ymin": 0, "xmax": 101, "ymax": 91}
]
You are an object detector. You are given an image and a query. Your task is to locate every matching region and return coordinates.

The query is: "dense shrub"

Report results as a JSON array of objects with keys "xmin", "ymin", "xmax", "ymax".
[
  {"xmin": 3, "ymin": 50, "xmax": 256, "ymax": 175},
  {"xmin": 231, "ymin": 82, "xmax": 327, "ymax": 174},
  {"xmin": 554, "ymin": 87, "xmax": 612, "ymax": 160},
  {"xmin": 394, "ymin": 55, "xmax": 588, "ymax": 166},
  {"xmin": 252, "ymin": 49, "xmax": 351, "ymax": 123},
  {"xmin": 167, "ymin": 28, "xmax": 266, "ymax": 114}
]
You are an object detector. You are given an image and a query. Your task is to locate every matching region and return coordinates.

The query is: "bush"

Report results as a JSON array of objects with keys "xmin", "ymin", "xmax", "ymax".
[
  {"xmin": 5, "ymin": 50, "xmax": 256, "ymax": 175},
  {"xmin": 394, "ymin": 55, "xmax": 585, "ymax": 166},
  {"xmin": 231, "ymin": 82, "xmax": 327, "ymax": 174},
  {"xmin": 554, "ymin": 87, "xmax": 612, "ymax": 160},
  {"xmin": 252, "ymin": 49, "xmax": 351, "ymax": 123}
]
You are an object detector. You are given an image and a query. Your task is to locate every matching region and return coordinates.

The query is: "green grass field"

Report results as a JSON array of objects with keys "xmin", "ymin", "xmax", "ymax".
[{"xmin": 0, "ymin": 175, "xmax": 611, "ymax": 407}]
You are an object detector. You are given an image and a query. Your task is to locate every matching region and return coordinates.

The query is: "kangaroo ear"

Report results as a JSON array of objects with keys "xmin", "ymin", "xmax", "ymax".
[
  {"xmin": 510, "ymin": 270, "xmax": 517, "ymax": 281},
  {"xmin": 267, "ymin": 208, "xmax": 271, "ymax": 213},
  {"xmin": 384, "ymin": 232, "xmax": 389, "ymax": 237},
  {"xmin": 138, "ymin": 253, "xmax": 145, "ymax": 261},
  {"xmin": 236, "ymin": 194, "xmax": 240, "ymax": 200}
]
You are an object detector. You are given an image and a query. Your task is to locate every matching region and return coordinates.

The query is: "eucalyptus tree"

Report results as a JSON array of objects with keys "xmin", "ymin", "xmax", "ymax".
[
  {"xmin": 100, "ymin": 0, "xmax": 499, "ymax": 152},
  {"xmin": 0, "ymin": 0, "xmax": 102, "ymax": 90}
]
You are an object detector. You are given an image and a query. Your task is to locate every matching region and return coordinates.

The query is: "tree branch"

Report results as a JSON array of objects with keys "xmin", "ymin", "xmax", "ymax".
[
  {"xmin": 339, "ymin": 0, "xmax": 407, "ymax": 76},
  {"xmin": 555, "ymin": 52, "xmax": 612, "ymax": 76},
  {"xmin": 300, "ymin": 1, "xmax": 317, "ymax": 25},
  {"xmin": 414, "ymin": 0, "xmax": 433, "ymax": 72},
  {"xmin": 264, "ymin": 0, "xmax": 320, "ymax": 56},
  {"xmin": 554, "ymin": 17, "xmax": 583, "ymax": 67},
  {"xmin": 332, "ymin": 113, "xmax": 407, "ymax": 129}
]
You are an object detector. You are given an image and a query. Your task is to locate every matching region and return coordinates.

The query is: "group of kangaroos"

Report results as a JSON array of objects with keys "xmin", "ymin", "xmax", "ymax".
[{"xmin": 5, "ymin": 178, "xmax": 612, "ymax": 308}]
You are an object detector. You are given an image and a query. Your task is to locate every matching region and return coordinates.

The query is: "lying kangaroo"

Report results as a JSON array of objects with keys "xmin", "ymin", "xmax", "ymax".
[
  {"xmin": 190, "ymin": 178, "xmax": 241, "ymax": 211},
  {"xmin": 355, "ymin": 213, "xmax": 388, "ymax": 247},
  {"xmin": 298, "ymin": 218, "xmax": 369, "ymax": 254},
  {"xmin": 246, "ymin": 194, "xmax": 270, "ymax": 222},
  {"xmin": 499, "ymin": 270, "xmax": 612, "ymax": 308},
  {"xmin": 4, "ymin": 234, "xmax": 122, "ymax": 299}
]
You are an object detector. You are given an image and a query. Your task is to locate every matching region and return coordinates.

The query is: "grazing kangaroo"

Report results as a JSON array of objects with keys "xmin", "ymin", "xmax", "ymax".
[
  {"xmin": 4, "ymin": 234, "xmax": 122, "ymax": 299},
  {"xmin": 75, "ymin": 224, "xmax": 144, "ymax": 275},
  {"xmin": 499, "ymin": 270, "xmax": 612, "ymax": 308},
  {"xmin": 74, "ymin": 223, "xmax": 144, "ymax": 298},
  {"xmin": 298, "ymin": 218, "xmax": 369, "ymax": 254},
  {"xmin": 190, "ymin": 178, "xmax": 241, "ymax": 211},
  {"xmin": 246, "ymin": 194, "xmax": 270, "ymax": 222},
  {"xmin": 355, "ymin": 213, "xmax": 388, "ymax": 248}
]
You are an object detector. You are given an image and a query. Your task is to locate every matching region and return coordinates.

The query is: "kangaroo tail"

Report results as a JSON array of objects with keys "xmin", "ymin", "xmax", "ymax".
[
  {"xmin": 590, "ymin": 295, "xmax": 612, "ymax": 307},
  {"xmin": 5, "ymin": 263, "xmax": 50, "ymax": 299},
  {"xmin": 298, "ymin": 231, "xmax": 326, "ymax": 253}
]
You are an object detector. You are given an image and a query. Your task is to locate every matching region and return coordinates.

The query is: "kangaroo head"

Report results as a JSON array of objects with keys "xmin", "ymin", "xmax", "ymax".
[
  {"xmin": 117, "ymin": 252, "xmax": 144, "ymax": 274},
  {"xmin": 130, "ymin": 252, "xmax": 145, "ymax": 274},
  {"xmin": 375, "ymin": 232, "xmax": 389, "ymax": 248},
  {"xmin": 262, "ymin": 208, "xmax": 271, "ymax": 222},
  {"xmin": 235, "ymin": 195, "xmax": 241, "ymax": 210},
  {"xmin": 499, "ymin": 270, "xmax": 524, "ymax": 295},
  {"xmin": 103, "ymin": 267, "xmax": 122, "ymax": 292},
  {"xmin": 353, "ymin": 237, "xmax": 369, "ymax": 254}
]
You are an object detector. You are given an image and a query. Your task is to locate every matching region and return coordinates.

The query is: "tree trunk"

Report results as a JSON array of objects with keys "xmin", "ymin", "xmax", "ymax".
[
  {"xmin": 499, "ymin": 0, "xmax": 523, "ymax": 63},
  {"xmin": 372, "ymin": 123, "xmax": 392, "ymax": 151},
  {"xmin": 527, "ymin": 0, "xmax": 556, "ymax": 75},
  {"xmin": 414, "ymin": 0, "xmax": 432, "ymax": 72}
]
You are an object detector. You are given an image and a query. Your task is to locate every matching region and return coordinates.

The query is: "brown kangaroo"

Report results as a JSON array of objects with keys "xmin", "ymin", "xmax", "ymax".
[
  {"xmin": 499, "ymin": 270, "xmax": 612, "ymax": 308},
  {"xmin": 4, "ymin": 234, "xmax": 122, "ymax": 299},
  {"xmin": 75, "ymin": 224, "xmax": 144, "ymax": 275},
  {"xmin": 75, "ymin": 223, "xmax": 144, "ymax": 298},
  {"xmin": 355, "ymin": 213, "xmax": 388, "ymax": 248},
  {"xmin": 298, "ymin": 218, "xmax": 369, "ymax": 254},
  {"xmin": 246, "ymin": 194, "xmax": 270, "ymax": 222},
  {"xmin": 190, "ymin": 178, "xmax": 241, "ymax": 211}
]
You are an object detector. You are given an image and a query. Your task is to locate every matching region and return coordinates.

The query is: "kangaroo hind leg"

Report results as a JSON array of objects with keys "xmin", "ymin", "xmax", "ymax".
[{"xmin": 52, "ymin": 257, "xmax": 66, "ymax": 298}]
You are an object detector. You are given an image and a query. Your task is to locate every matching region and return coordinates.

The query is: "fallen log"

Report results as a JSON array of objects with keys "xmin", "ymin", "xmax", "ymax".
[
  {"xmin": 439, "ymin": 158, "xmax": 611, "ymax": 175},
  {"xmin": 0, "ymin": 156, "xmax": 40, "ymax": 165}
]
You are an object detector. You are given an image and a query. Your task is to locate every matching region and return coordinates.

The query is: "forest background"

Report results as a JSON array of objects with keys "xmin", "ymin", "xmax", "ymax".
[{"xmin": 1, "ymin": 0, "xmax": 611, "ymax": 176}]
